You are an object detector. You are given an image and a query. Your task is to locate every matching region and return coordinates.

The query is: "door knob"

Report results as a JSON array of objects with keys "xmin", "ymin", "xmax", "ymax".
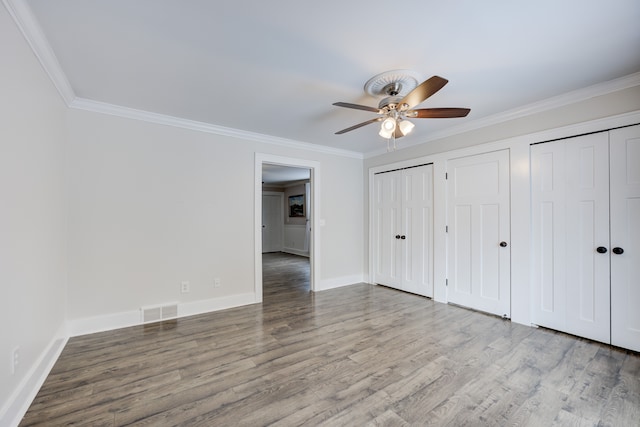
[
  {"xmin": 500, "ymin": 241, "xmax": 508, "ymax": 247},
  {"xmin": 596, "ymin": 246, "xmax": 607, "ymax": 254},
  {"xmin": 395, "ymin": 235, "xmax": 401, "ymax": 239},
  {"xmin": 401, "ymin": 235, "xmax": 406, "ymax": 240},
  {"xmin": 612, "ymin": 247, "xmax": 624, "ymax": 255}
]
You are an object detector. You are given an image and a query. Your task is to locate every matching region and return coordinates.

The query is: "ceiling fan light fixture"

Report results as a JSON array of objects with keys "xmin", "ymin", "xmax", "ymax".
[
  {"xmin": 398, "ymin": 119, "xmax": 415, "ymax": 136},
  {"xmin": 379, "ymin": 117, "xmax": 396, "ymax": 138},
  {"xmin": 333, "ymin": 73, "xmax": 470, "ymax": 148}
]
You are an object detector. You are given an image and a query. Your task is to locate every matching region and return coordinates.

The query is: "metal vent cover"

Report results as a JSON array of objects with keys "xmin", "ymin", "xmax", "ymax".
[{"xmin": 141, "ymin": 303, "xmax": 178, "ymax": 324}]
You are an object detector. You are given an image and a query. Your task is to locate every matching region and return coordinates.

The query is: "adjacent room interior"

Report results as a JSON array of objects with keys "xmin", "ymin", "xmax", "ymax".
[{"xmin": 2, "ymin": 0, "xmax": 639, "ymax": 425}]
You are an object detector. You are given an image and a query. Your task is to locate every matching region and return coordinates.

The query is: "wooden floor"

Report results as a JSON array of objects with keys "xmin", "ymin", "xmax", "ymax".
[{"xmin": 22, "ymin": 252, "xmax": 640, "ymax": 426}]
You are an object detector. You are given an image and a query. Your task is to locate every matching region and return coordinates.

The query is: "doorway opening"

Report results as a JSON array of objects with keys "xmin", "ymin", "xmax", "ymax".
[{"xmin": 254, "ymin": 154, "xmax": 320, "ymax": 303}]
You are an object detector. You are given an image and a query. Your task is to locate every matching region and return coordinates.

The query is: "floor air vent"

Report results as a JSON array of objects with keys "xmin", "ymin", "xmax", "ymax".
[{"xmin": 141, "ymin": 303, "xmax": 178, "ymax": 324}]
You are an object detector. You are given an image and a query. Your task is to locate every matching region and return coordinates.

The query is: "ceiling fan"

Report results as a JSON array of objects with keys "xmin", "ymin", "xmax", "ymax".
[{"xmin": 333, "ymin": 70, "xmax": 470, "ymax": 150}]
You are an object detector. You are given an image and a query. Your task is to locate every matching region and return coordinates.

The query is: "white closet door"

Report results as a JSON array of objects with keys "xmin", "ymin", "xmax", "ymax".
[
  {"xmin": 531, "ymin": 132, "xmax": 611, "ymax": 345},
  {"xmin": 373, "ymin": 171, "xmax": 402, "ymax": 288},
  {"xmin": 531, "ymin": 140, "xmax": 567, "ymax": 331},
  {"xmin": 564, "ymin": 132, "xmax": 610, "ymax": 343},
  {"xmin": 447, "ymin": 150, "xmax": 511, "ymax": 317},
  {"xmin": 401, "ymin": 165, "xmax": 433, "ymax": 297},
  {"xmin": 610, "ymin": 124, "xmax": 640, "ymax": 352}
]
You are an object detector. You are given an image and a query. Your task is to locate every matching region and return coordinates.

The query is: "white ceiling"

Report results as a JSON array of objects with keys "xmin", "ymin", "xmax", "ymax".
[{"xmin": 16, "ymin": 0, "xmax": 640, "ymax": 156}]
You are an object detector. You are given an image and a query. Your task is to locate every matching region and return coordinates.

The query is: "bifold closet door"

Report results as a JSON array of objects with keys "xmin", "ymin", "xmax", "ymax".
[
  {"xmin": 373, "ymin": 171, "xmax": 402, "ymax": 288},
  {"xmin": 530, "ymin": 140, "xmax": 566, "ymax": 332},
  {"xmin": 531, "ymin": 132, "xmax": 611, "ymax": 344},
  {"xmin": 564, "ymin": 133, "xmax": 611, "ymax": 343},
  {"xmin": 401, "ymin": 165, "xmax": 433, "ymax": 297},
  {"xmin": 610, "ymin": 125, "xmax": 640, "ymax": 352},
  {"xmin": 372, "ymin": 165, "xmax": 433, "ymax": 297}
]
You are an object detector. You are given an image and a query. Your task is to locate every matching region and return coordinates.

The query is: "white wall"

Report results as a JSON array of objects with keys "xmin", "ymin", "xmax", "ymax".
[
  {"xmin": 0, "ymin": 5, "xmax": 68, "ymax": 425},
  {"xmin": 65, "ymin": 108, "xmax": 364, "ymax": 332}
]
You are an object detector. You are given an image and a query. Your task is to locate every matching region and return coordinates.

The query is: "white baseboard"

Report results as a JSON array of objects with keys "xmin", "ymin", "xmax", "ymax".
[
  {"xmin": 315, "ymin": 274, "xmax": 364, "ymax": 291},
  {"xmin": 282, "ymin": 248, "xmax": 309, "ymax": 257},
  {"xmin": 178, "ymin": 293, "xmax": 258, "ymax": 318},
  {"xmin": 66, "ymin": 309, "xmax": 141, "ymax": 337},
  {"xmin": 67, "ymin": 292, "xmax": 258, "ymax": 337},
  {"xmin": 0, "ymin": 324, "xmax": 68, "ymax": 427}
]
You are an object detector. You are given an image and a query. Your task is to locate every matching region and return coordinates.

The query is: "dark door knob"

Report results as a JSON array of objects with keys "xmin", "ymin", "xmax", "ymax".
[
  {"xmin": 596, "ymin": 246, "xmax": 607, "ymax": 254},
  {"xmin": 400, "ymin": 235, "xmax": 406, "ymax": 240},
  {"xmin": 395, "ymin": 235, "xmax": 401, "ymax": 239},
  {"xmin": 612, "ymin": 247, "xmax": 624, "ymax": 255},
  {"xmin": 500, "ymin": 241, "xmax": 508, "ymax": 247}
]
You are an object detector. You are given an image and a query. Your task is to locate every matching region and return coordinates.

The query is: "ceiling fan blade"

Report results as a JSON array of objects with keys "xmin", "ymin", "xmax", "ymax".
[
  {"xmin": 408, "ymin": 108, "xmax": 470, "ymax": 118},
  {"xmin": 333, "ymin": 102, "xmax": 382, "ymax": 114},
  {"xmin": 397, "ymin": 76, "xmax": 448, "ymax": 110},
  {"xmin": 335, "ymin": 117, "xmax": 383, "ymax": 134}
]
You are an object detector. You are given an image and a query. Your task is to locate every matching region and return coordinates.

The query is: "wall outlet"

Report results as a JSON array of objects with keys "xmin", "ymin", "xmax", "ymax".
[
  {"xmin": 11, "ymin": 346, "xmax": 19, "ymax": 375},
  {"xmin": 214, "ymin": 278, "xmax": 221, "ymax": 288},
  {"xmin": 180, "ymin": 281, "xmax": 190, "ymax": 293}
]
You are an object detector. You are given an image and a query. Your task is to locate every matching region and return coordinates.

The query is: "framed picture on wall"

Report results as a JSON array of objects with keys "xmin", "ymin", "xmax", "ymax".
[{"xmin": 288, "ymin": 194, "xmax": 305, "ymax": 217}]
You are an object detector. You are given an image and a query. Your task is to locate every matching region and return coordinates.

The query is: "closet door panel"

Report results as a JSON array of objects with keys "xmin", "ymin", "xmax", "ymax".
[
  {"xmin": 373, "ymin": 171, "xmax": 402, "ymax": 288},
  {"xmin": 564, "ymin": 133, "xmax": 610, "ymax": 343},
  {"xmin": 531, "ymin": 141, "xmax": 566, "ymax": 331},
  {"xmin": 402, "ymin": 165, "xmax": 433, "ymax": 297},
  {"xmin": 610, "ymin": 124, "xmax": 640, "ymax": 352}
]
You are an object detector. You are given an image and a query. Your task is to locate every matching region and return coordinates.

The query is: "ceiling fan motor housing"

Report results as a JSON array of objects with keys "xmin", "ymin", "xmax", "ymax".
[{"xmin": 378, "ymin": 96, "xmax": 403, "ymax": 111}]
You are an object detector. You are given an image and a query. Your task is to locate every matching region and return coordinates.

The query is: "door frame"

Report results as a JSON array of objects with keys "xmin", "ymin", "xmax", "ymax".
[{"xmin": 254, "ymin": 153, "xmax": 321, "ymax": 302}]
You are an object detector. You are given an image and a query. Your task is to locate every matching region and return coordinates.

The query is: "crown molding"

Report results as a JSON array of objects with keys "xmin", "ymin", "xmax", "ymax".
[
  {"xmin": 364, "ymin": 71, "xmax": 640, "ymax": 158},
  {"xmin": 70, "ymin": 98, "xmax": 364, "ymax": 159},
  {"xmin": 4, "ymin": 0, "xmax": 75, "ymax": 105}
]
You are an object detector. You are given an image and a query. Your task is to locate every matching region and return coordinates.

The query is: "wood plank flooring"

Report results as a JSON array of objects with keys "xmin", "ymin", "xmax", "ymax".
[{"xmin": 21, "ymin": 252, "xmax": 640, "ymax": 426}]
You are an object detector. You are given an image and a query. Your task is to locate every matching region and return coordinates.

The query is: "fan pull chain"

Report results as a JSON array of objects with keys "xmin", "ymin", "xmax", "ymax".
[{"xmin": 387, "ymin": 133, "xmax": 398, "ymax": 152}]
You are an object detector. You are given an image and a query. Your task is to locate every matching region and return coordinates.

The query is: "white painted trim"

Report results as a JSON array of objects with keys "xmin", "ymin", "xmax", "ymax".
[
  {"xmin": 70, "ymin": 98, "xmax": 363, "ymax": 159},
  {"xmin": 178, "ymin": 293, "xmax": 258, "ymax": 318},
  {"xmin": 3, "ymin": 0, "xmax": 75, "ymax": 105},
  {"xmin": 0, "ymin": 324, "xmax": 68, "ymax": 427},
  {"xmin": 364, "ymin": 73, "xmax": 640, "ymax": 158},
  {"xmin": 282, "ymin": 248, "xmax": 310, "ymax": 258},
  {"xmin": 66, "ymin": 293, "xmax": 258, "ymax": 337},
  {"xmin": 316, "ymin": 274, "xmax": 364, "ymax": 291},
  {"xmin": 255, "ymin": 154, "xmax": 321, "ymax": 298},
  {"xmin": 66, "ymin": 310, "xmax": 140, "ymax": 337},
  {"xmin": 70, "ymin": 73, "xmax": 640, "ymax": 160}
]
